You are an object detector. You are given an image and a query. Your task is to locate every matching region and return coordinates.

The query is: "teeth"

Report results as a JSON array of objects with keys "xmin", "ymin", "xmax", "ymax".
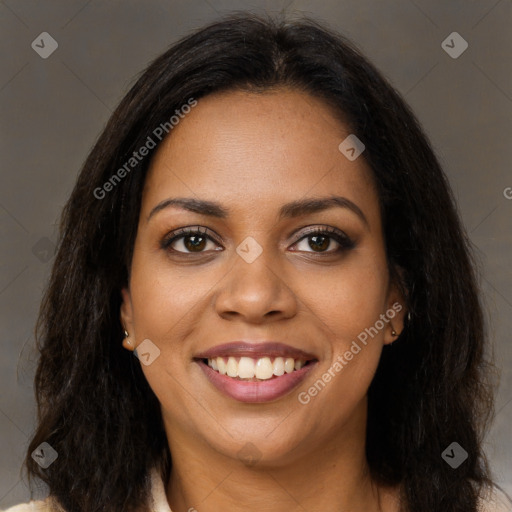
[
  {"xmin": 207, "ymin": 356, "xmax": 308, "ymax": 380},
  {"xmin": 255, "ymin": 357, "xmax": 273, "ymax": 379},
  {"xmin": 294, "ymin": 359, "xmax": 304, "ymax": 370},
  {"xmin": 217, "ymin": 357, "xmax": 227, "ymax": 375},
  {"xmin": 238, "ymin": 357, "xmax": 255, "ymax": 379},
  {"xmin": 273, "ymin": 357, "xmax": 285, "ymax": 376},
  {"xmin": 226, "ymin": 357, "xmax": 238, "ymax": 377}
]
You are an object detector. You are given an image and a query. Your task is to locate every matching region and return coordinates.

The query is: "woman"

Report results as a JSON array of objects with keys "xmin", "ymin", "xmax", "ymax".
[{"xmin": 4, "ymin": 13, "xmax": 511, "ymax": 512}]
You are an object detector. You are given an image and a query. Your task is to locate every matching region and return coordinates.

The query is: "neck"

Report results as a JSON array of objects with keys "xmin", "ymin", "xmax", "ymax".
[{"xmin": 164, "ymin": 404, "xmax": 398, "ymax": 512}]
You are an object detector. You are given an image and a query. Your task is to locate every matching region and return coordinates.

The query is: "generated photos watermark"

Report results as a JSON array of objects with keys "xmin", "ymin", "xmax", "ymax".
[
  {"xmin": 94, "ymin": 98, "xmax": 198, "ymax": 200},
  {"xmin": 441, "ymin": 442, "xmax": 469, "ymax": 469},
  {"xmin": 298, "ymin": 301, "xmax": 403, "ymax": 405},
  {"xmin": 134, "ymin": 338, "xmax": 161, "ymax": 366},
  {"xmin": 31, "ymin": 441, "xmax": 58, "ymax": 469}
]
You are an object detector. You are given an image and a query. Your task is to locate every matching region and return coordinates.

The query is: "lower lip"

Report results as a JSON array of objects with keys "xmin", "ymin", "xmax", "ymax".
[{"xmin": 196, "ymin": 360, "xmax": 317, "ymax": 403}]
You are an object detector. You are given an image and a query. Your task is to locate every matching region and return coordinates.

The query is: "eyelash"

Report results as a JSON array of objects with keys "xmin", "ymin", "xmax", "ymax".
[{"xmin": 160, "ymin": 225, "xmax": 355, "ymax": 256}]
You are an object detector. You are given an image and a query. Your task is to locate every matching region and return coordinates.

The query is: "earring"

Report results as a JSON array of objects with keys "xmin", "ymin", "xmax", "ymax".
[
  {"xmin": 124, "ymin": 330, "xmax": 132, "ymax": 347},
  {"xmin": 390, "ymin": 323, "xmax": 400, "ymax": 337}
]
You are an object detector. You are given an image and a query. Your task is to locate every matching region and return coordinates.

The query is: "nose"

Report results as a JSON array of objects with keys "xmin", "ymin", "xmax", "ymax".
[{"xmin": 213, "ymin": 250, "xmax": 298, "ymax": 324}]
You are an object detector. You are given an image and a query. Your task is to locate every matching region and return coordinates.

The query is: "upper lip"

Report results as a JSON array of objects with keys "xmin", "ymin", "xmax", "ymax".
[{"xmin": 195, "ymin": 342, "xmax": 317, "ymax": 360}]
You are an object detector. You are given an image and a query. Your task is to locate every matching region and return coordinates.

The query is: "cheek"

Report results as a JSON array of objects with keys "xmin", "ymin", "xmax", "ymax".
[
  {"xmin": 129, "ymin": 253, "xmax": 215, "ymax": 339},
  {"xmin": 293, "ymin": 251, "xmax": 388, "ymax": 404},
  {"xmin": 297, "ymin": 253, "xmax": 389, "ymax": 346}
]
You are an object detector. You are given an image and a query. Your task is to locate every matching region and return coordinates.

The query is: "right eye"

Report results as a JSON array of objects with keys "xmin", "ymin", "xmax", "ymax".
[{"xmin": 161, "ymin": 227, "xmax": 223, "ymax": 254}]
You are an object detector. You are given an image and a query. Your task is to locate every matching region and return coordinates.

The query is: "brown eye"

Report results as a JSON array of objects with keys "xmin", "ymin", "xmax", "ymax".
[
  {"xmin": 292, "ymin": 227, "xmax": 355, "ymax": 254},
  {"xmin": 307, "ymin": 234, "xmax": 330, "ymax": 252},
  {"xmin": 161, "ymin": 227, "xmax": 222, "ymax": 254}
]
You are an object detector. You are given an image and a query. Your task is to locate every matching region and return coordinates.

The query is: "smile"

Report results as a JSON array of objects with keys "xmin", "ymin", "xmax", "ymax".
[{"xmin": 194, "ymin": 342, "xmax": 318, "ymax": 403}]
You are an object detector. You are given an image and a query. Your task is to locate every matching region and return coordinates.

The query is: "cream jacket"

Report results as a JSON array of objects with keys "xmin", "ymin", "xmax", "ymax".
[
  {"xmin": 2, "ymin": 469, "xmax": 511, "ymax": 511},
  {"xmin": 1, "ymin": 468, "xmax": 171, "ymax": 512}
]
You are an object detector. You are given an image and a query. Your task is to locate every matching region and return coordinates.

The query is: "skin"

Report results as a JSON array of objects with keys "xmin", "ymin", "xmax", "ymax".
[{"xmin": 121, "ymin": 88, "xmax": 406, "ymax": 512}]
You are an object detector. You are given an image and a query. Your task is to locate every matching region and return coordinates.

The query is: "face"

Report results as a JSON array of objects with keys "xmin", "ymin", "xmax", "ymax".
[{"xmin": 121, "ymin": 88, "xmax": 405, "ymax": 466}]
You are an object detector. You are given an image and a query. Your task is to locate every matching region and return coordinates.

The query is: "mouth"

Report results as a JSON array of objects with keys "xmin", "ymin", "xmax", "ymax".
[{"xmin": 194, "ymin": 342, "xmax": 318, "ymax": 403}]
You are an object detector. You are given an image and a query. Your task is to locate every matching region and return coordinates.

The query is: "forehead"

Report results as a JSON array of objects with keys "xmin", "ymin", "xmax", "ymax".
[{"xmin": 142, "ymin": 88, "xmax": 378, "ymax": 221}]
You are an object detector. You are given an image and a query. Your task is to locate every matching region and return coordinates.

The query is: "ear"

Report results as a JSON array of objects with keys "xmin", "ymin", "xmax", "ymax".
[
  {"xmin": 120, "ymin": 287, "xmax": 135, "ymax": 351},
  {"xmin": 383, "ymin": 268, "xmax": 408, "ymax": 345}
]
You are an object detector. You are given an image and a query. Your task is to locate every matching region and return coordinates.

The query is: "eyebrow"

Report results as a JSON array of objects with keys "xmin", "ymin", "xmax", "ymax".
[{"xmin": 147, "ymin": 195, "xmax": 369, "ymax": 227}]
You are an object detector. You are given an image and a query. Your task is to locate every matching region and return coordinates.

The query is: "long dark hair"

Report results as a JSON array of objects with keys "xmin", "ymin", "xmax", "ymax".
[{"xmin": 25, "ymin": 13, "xmax": 497, "ymax": 512}]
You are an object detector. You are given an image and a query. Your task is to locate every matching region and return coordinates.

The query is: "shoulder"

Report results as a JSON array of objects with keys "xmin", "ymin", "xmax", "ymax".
[
  {"xmin": 1, "ymin": 468, "xmax": 171, "ymax": 512},
  {"xmin": 1, "ymin": 497, "xmax": 62, "ymax": 512},
  {"xmin": 478, "ymin": 485, "xmax": 512, "ymax": 512},
  {"xmin": 1, "ymin": 501, "xmax": 50, "ymax": 511}
]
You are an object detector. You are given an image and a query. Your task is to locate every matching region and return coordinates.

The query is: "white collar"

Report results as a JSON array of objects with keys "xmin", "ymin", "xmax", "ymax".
[
  {"xmin": 148, "ymin": 467, "xmax": 512, "ymax": 512},
  {"xmin": 149, "ymin": 466, "xmax": 172, "ymax": 512}
]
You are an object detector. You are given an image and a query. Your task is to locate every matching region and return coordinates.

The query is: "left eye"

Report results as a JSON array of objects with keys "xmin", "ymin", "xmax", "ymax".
[{"xmin": 292, "ymin": 229, "xmax": 353, "ymax": 253}]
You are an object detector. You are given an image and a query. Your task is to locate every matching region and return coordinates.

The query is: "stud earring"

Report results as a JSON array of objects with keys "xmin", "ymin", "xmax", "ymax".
[
  {"xmin": 390, "ymin": 322, "xmax": 400, "ymax": 337},
  {"xmin": 124, "ymin": 330, "xmax": 132, "ymax": 347}
]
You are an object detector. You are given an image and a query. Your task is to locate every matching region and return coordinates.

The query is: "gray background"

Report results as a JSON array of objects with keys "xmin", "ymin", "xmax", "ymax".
[{"xmin": 0, "ymin": 0, "xmax": 511, "ymax": 507}]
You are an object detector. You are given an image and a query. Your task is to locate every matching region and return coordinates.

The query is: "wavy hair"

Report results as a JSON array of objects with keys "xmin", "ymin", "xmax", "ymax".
[{"xmin": 25, "ymin": 13, "xmax": 497, "ymax": 512}]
